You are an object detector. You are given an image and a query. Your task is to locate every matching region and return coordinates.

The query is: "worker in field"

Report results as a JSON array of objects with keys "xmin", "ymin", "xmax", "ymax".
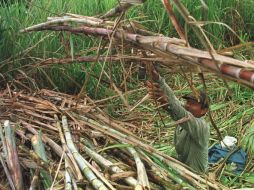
[{"xmin": 146, "ymin": 68, "xmax": 210, "ymax": 173}]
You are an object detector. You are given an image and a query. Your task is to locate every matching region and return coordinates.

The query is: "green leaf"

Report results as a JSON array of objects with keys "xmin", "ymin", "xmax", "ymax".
[
  {"xmin": 243, "ymin": 173, "xmax": 254, "ymax": 184},
  {"xmin": 220, "ymin": 175, "xmax": 229, "ymax": 186}
]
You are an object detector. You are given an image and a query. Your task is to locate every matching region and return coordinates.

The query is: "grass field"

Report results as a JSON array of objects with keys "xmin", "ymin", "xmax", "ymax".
[{"xmin": 1, "ymin": 0, "xmax": 254, "ymax": 187}]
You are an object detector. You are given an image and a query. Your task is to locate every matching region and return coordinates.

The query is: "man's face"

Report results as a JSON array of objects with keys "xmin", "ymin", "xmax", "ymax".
[{"xmin": 185, "ymin": 100, "xmax": 208, "ymax": 118}]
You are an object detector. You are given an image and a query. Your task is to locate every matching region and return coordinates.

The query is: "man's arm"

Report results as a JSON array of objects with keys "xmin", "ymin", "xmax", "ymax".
[
  {"xmin": 158, "ymin": 77, "xmax": 209, "ymax": 146},
  {"xmin": 158, "ymin": 77, "xmax": 186, "ymax": 121}
]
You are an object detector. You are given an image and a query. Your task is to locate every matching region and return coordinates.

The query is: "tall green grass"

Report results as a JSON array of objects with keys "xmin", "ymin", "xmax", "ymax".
[
  {"xmin": 0, "ymin": 0, "xmax": 253, "ymax": 93},
  {"xmin": 0, "ymin": 0, "xmax": 116, "ymax": 93}
]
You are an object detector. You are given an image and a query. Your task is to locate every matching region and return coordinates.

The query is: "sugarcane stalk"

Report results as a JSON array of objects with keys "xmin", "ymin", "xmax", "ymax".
[
  {"xmin": 82, "ymin": 158, "xmax": 117, "ymax": 190},
  {"xmin": 20, "ymin": 16, "xmax": 107, "ymax": 33},
  {"xmin": 0, "ymin": 123, "xmax": 7, "ymax": 157},
  {"xmin": 118, "ymin": 148, "xmax": 195, "ymax": 189},
  {"xmin": 84, "ymin": 111, "xmax": 220, "ymax": 189},
  {"xmin": 71, "ymin": 178, "xmax": 79, "ymax": 190},
  {"xmin": 151, "ymin": 153, "xmax": 214, "ymax": 190},
  {"xmin": 62, "ymin": 116, "xmax": 109, "ymax": 190},
  {"xmin": 13, "ymin": 93, "xmax": 60, "ymax": 113},
  {"xmin": 55, "ymin": 115, "xmax": 83, "ymax": 181},
  {"xmin": 147, "ymin": 170, "xmax": 181, "ymax": 190},
  {"xmin": 65, "ymin": 161, "xmax": 73, "ymax": 190},
  {"xmin": 4, "ymin": 120, "xmax": 24, "ymax": 190},
  {"xmin": 50, "ymin": 151, "xmax": 65, "ymax": 190},
  {"xmin": 80, "ymin": 116, "xmax": 193, "ymax": 189},
  {"xmin": 160, "ymin": 0, "xmax": 185, "ymax": 40},
  {"xmin": 31, "ymin": 133, "xmax": 53, "ymax": 189},
  {"xmin": 19, "ymin": 24, "xmax": 252, "ymax": 68},
  {"xmin": 83, "ymin": 145, "xmax": 138, "ymax": 187},
  {"xmin": 20, "ymin": 23, "xmax": 254, "ymax": 88},
  {"xmin": 21, "ymin": 121, "xmax": 63, "ymax": 157},
  {"xmin": 0, "ymin": 153, "xmax": 15, "ymax": 190},
  {"xmin": 38, "ymin": 55, "xmax": 163, "ymax": 66},
  {"xmin": 137, "ymin": 149, "xmax": 184, "ymax": 190},
  {"xmin": 31, "ymin": 132, "xmax": 48, "ymax": 162},
  {"xmin": 101, "ymin": 3, "xmax": 132, "ymax": 18},
  {"xmin": 19, "ymin": 145, "xmax": 64, "ymax": 179},
  {"xmin": 110, "ymin": 171, "xmax": 136, "ymax": 181},
  {"xmin": 92, "ymin": 113, "xmax": 142, "ymax": 141},
  {"xmin": 170, "ymin": 0, "xmax": 215, "ymax": 52},
  {"xmin": 75, "ymin": 113, "xmax": 185, "ymax": 168},
  {"xmin": 115, "ymin": 148, "xmax": 185, "ymax": 190},
  {"xmin": 127, "ymin": 147, "xmax": 150, "ymax": 189},
  {"xmin": 80, "ymin": 137, "xmax": 95, "ymax": 150},
  {"xmin": 75, "ymin": 114, "xmax": 225, "ymax": 189},
  {"xmin": 168, "ymin": 0, "xmax": 229, "ymax": 101}
]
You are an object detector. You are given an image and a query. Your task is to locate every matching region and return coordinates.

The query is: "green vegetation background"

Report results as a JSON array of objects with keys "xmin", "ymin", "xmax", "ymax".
[{"xmin": 0, "ymin": 0, "xmax": 253, "ymax": 93}]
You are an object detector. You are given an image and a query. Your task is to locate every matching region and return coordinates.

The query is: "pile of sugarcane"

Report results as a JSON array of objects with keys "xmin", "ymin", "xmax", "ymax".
[{"xmin": 0, "ymin": 88, "xmax": 227, "ymax": 190}]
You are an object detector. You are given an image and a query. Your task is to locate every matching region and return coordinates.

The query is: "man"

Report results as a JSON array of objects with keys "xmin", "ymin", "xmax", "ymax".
[{"xmin": 147, "ymin": 69, "xmax": 210, "ymax": 173}]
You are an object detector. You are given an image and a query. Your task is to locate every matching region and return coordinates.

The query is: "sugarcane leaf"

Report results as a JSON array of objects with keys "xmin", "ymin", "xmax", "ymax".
[
  {"xmin": 245, "ymin": 174, "xmax": 254, "ymax": 183},
  {"xmin": 220, "ymin": 175, "xmax": 229, "ymax": 186}
]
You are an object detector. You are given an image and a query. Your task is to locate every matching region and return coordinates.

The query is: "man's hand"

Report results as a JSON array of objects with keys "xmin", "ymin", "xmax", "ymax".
[{"xmin": 146, "ymin": 81, "xmax": 168, "ymax": 108}]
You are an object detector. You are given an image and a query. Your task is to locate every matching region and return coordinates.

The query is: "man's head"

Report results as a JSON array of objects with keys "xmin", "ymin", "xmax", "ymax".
[{"xmin": 182, "ymin": 91, "xmax": 209, "ymax": 118}]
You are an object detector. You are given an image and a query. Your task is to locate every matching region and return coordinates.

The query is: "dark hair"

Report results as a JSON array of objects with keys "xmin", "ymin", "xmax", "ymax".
[{"xmin": 182, "ymin": 91, "xmax": 209, "ymax": 109}]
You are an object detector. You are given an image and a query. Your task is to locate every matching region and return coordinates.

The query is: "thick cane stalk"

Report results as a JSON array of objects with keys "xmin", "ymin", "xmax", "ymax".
[
  {"xmin": 0, "ymin": 124, "xmax": 15, "ymax": 190},
  {"xmin": 4, "ymin": 120, "xmax": 24, "ymax": 190},
  {"xmin": 65, "ymin": 161, "xmax": 73, "ymax": 190},
  {"xmin": 0, "ymin": 123, "xmax": 7, "ymax": 157},
  {"xmin": 55, "ymin": 115, "xmax": 83, "ymax": 181},
  {"xmin": 75, "ymin": 114, "xmax": 226, "ymax": 190},
  {"xmin": 62, "ymin": 116, "xmax": 108, "ymax": 190},
  {"xmin": 21, "ymin": 121, "xmax": 63, "ymax": 157},
  {"xmin": 127, "ymin": 147, "xmax": 150, "ymax": 189},
  {"xmin": 161, "ymin": 0, "xmax": 185, "ymax": 40},
  {"xmin": 21, "ymin": 23, "xmax": 254, "ymax": 88},
  {"xmin": 0, "ymin": 154, "xmax": 15, "ymax": 190},
  {"xmin": 83, "ymin": 145, "xmax": 138, "ymax": 187}
]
